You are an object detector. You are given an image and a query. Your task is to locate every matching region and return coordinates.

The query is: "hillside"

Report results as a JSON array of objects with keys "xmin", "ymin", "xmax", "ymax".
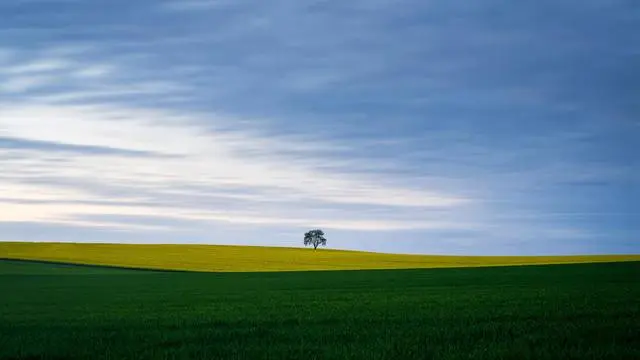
[{"xmin": 1, "ymin": 242, "xmax": 638, "ymax": 272}]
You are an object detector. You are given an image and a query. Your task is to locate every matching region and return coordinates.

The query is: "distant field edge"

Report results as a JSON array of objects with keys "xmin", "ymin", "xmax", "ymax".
[
  {"xmin": 1, "ymin": 242, "xmax": 639, "ymax": 273},
  {"xmin": 1, "ymin": 257, "xmax": 639, "ymax": 275}
]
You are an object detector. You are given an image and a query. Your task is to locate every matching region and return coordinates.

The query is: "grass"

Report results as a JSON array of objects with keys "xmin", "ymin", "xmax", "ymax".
[
  {"xmin": 1, "ymin": 242, "xmax": 638, "ymax": 272},
  {"xmin": 1, "ymin": 259, "xmax": 638, "ymax": 359}
]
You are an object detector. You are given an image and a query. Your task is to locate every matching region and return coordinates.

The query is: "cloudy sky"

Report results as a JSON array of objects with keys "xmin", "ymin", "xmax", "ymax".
[{"xmin": 0, "ymin": 0, "xmax": 637, "ymax": 255}]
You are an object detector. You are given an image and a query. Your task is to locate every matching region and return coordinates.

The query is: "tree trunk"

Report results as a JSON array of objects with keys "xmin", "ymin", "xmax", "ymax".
[{"xmin": 314, "ymin": 244, "xmax": 318, "ymax": 250}]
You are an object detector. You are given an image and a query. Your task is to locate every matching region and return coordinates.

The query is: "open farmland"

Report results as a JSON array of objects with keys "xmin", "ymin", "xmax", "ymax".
[
  {"xmin": 1, "ymin": 242, "xmax": 639, "ymax": 272},
  {"xmin": 1, "ymin": 259, "xmax": 639, "ymax": 360}
]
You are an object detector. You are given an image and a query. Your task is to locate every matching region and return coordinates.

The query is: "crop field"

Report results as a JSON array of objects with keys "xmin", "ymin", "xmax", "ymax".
[
  {"xmin": 1, "ymin": 259, "xmax": 639, "ymax": 360},
  {"xmin": 2, "ymin": 242, "xmax": 639, "ymax": 272}
]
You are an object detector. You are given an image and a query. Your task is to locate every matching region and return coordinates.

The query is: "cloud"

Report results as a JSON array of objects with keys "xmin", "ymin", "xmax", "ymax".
[
  {"xmin": 0, "ymin": 102, "xmax": 468, "ymax": 206},
  {"xmin": 3, "ymin": 58, "xmax": 72, "ymax": 74},
  {"xmin": 0, "ymin": 136, "xmax": 166, "ymax": 157},
  {"xmin": 0, "ymin": 41, "xmax": 470, "ymax": 233},
  {"xmin": 0, "ymin": 176, "xmax": 469, "ymax": 232},
  {"xmin": 0, "ymin": 47, "xmax": 468, "ymax": 217},
  {"xmin": 71, "ymin": 64, "xmax": 113, "ymax": 78},
  {"xmin": 0, "ymin": 74, "xmax": 57, "ymax": 93}
]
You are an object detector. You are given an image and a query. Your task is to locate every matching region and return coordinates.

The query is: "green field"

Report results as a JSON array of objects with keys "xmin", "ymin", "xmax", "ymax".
[
  {"xmin": 2, "ymin": 242, "xmax": 639, "ymax": 272},
  {"xmin": 1, "ymin": 260, "xmax": 638, "ymax": 360}
]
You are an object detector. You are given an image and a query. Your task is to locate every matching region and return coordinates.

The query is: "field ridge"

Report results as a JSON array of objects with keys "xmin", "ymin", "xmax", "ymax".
[{"xmin": 2, "ymin": 241, "xmax": 638, "ymax": 272}]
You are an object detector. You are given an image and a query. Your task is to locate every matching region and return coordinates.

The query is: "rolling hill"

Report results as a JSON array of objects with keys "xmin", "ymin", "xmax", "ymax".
[{"xmin": 1, "ymin": 241, "xmax": 638, "ymax": 272}]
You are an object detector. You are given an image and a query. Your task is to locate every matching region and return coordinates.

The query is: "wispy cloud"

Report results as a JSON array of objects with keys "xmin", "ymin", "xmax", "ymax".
[
  {"xmin": 0, "ymin": 47, "xmax": 470, "ymax": 234},
  {"xmin": 0, "ymin": 74, "xmax": 57, "ymax": 92},
  {"xmin": 0, "ymin": 100, "xmax": 468, "ymax": 211},
  {"xmin": 3, "ymin": 58, "xmax": 72, "ymax": 74}
]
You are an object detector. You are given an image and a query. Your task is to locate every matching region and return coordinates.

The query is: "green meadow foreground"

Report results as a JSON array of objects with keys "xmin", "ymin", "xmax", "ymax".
[
  {"xmin": 1, "ymin": 242, "xmax": 639, "ymax": 271},
  {"xmin": 0, "ymin": 260, "xmax": 638, "ymax": 360}
]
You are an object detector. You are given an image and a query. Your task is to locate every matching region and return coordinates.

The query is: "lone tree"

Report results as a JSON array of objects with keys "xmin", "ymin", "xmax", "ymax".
[{"xmin": 304, "ymin": 229, "xmax": 327, "ymax": 250}]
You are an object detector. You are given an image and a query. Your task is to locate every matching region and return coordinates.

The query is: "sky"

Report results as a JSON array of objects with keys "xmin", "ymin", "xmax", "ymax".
[{"xmin": 0, "ymin": 0, "xmax": 638, "ymax": 255}]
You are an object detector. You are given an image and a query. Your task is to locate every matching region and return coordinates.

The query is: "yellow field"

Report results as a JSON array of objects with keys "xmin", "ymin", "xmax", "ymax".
[{"xmin": 1, "ymin": 242, "xmax": 638, "ymax": 272}]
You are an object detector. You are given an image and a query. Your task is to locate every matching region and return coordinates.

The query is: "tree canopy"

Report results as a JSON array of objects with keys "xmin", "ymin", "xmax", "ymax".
[{"xmin": 304, "ymin": 229, "xmax": 327, "ymax": 250}]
